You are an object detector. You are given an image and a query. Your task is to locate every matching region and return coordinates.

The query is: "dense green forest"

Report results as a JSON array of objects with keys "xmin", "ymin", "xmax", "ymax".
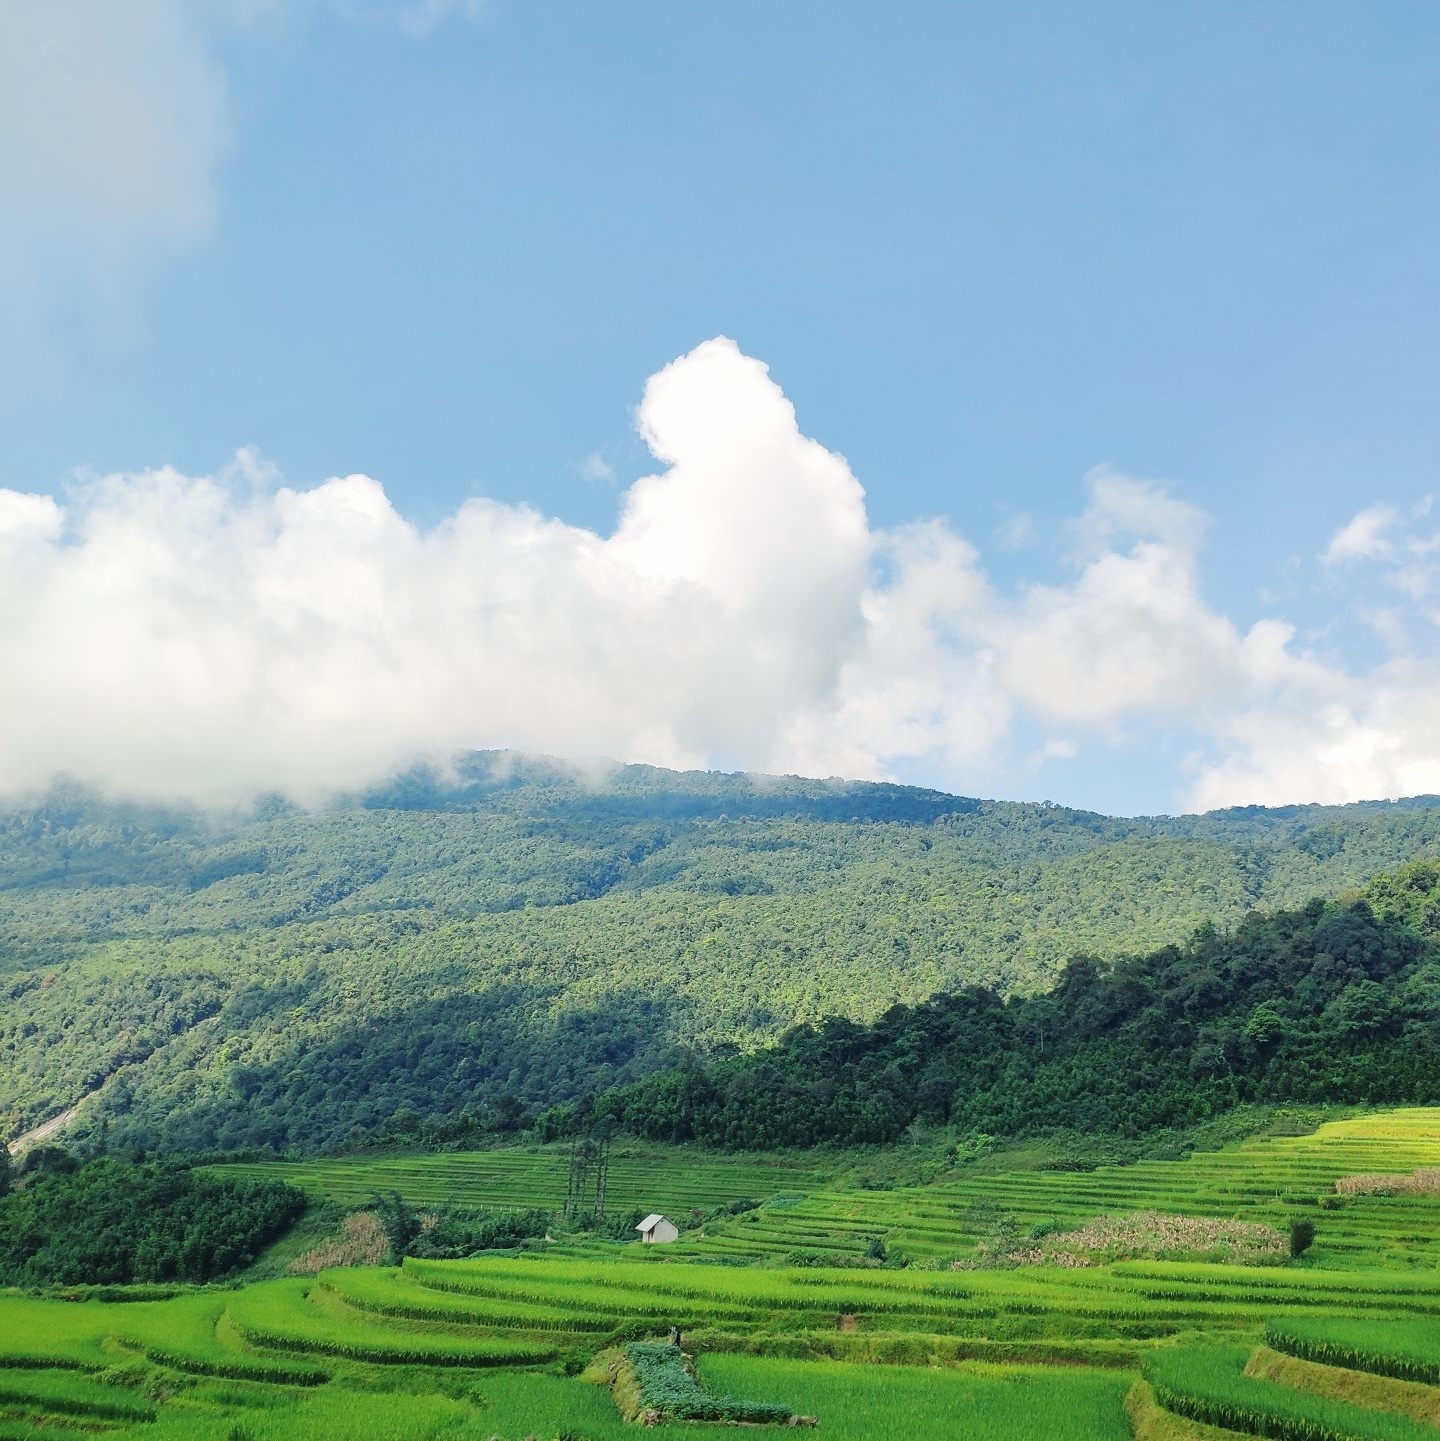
[
  {"xmin": 2, "ymin": 755, "xmax": 1439, "ymax": 1155},
  {"xmin": 579, "ymin": 861, "xmax": 1440, "ymax": 1148},
  {"xmin": 0, "ymin": 1151, "xmax": 304, "ymax": 1286}
]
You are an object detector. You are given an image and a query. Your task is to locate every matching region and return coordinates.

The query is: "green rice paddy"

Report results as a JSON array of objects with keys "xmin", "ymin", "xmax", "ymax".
[
  {"xmin": 5, "ymin": 1107, "xmax": 1440, "ymax": 1438},
  {"xmin": 210, "ymin": 1145, "xmax": 826, "ymax": 1216},
  {"xmin": 1266, "ymin": 1314, "xmax": 1440, "ymax": 1386}
]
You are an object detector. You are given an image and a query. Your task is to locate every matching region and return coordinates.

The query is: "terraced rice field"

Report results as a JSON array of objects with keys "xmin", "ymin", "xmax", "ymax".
[
  {"xmin": 210, "ymin": 1144, "xmax": 827, "ymax": 1216},
  {"xmin": 0, "ymin": 1279, "xmax": 1136, "ymax": 1441},
  {"xmin": 4, "ymin": 1108, "xmax": 1440, "ymax": 1438},
  {"xmin": 1265, "ymin": 1314, "xmax": 1440, "ymax": 1385},
  {"xmin": 322, "ymin": 1249, "xmax": 1440, "ymax": 1361},
  {"xmin": 680, "ymin": 1109, "xmax": 1440, "ymax": 1269}
]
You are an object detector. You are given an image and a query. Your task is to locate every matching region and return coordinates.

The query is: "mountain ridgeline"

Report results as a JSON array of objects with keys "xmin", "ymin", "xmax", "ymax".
[{"xmin": 2, "ymin": 755, "xmax": 1440, "ymax": 1154}]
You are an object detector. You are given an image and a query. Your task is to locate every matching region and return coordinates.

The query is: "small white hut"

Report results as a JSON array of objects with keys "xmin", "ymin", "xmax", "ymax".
[{"xmin": 636, "ymin": 1213, "xmax": 679, "ymax": 1244}]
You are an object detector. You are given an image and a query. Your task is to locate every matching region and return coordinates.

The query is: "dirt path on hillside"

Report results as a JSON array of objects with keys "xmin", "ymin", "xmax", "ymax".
[
  {"xmin": 7, "ymin": 1096, "xmax": 92, "ymax": 1156},
  {"xmin": 6, "ymin": 1011, "xmax": 225, "ymax": 1159}
]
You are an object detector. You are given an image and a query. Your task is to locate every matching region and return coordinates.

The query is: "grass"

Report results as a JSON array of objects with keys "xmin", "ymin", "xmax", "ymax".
[
  {"xmin": 1266, "ymin": 1315, "xmax": 1440, "ymax": 1385},
  {"xmin": 0, "ymin": 1367, "xmax": 158, "ymax": 1422},
  {"xmin": 320, "ymin": 1265, "xmax": 617, "ymax": 1332},
  {"xmin": 701, "ymin": 1355, "xmax": 1133, "ymax": 1441},
  {"xmin": 680, "ymin": 1108, "xmax": 1440, "ymax": 1269},
  {"xmin": 219, "ymin": 1106, "xmax": 1440, "ymax": 1274},
  {"xmin": 225, "ymin": 1278, "xmax": 559, "ymax": 1366},
  {"xmin": 1126, "ymin": 1379, "xmax": 1251, "ymax": 1440},
  {"xmin": 113, "ymin": 1290, "xmax": 334, "ymax": 1384},
  {"xmin": 1144, "ymin": 1344, "xmax": 1436, "ymax": 1441},
  {"xmin": 1246, "ymin": 1347, "xmax": 1440, "ymax": 1427}
]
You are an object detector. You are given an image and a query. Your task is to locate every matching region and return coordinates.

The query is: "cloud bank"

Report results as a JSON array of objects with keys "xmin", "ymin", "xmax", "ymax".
[{"xmin": 3, "ymin": 337, "xmax": 1439, "ymax": 812}]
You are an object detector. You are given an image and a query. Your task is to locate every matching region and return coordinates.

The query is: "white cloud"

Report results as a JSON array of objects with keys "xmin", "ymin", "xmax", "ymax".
[
  {"xmin": 579, "ymin": 452, "xmax": 616, "ymax": 484},
  {"xmin": 993, "ymin": 526, "xmax": 1245, "ymax": 728},
  {"xmin": 0, "ymin": 1, "xmax": 239, "ymax": 336},
  {"xmin": 5, "ymin": 336, "xmax": 1440, "ymax": 813},
  {"xmin": 1186, "ymin": 656, "xmax": 1440, "ymax": 811},
  {"xmin": 1323, "ymin": 504, "xmax": 1401, "ymax": 565},
  {"xmin": 1030, "ymin": 738, "xmax": 1078, "ymax": 768},
  {"xmin": 1318, "ymin": 497, "xmax": 1440, "ymax": 651},
  {"xmin": 0, "ymin": 0, "xmax": 487, "ymax": 345},
  {"xmin": 1068, "ymin": 468, "xmax": 1209, "ymax": 561},
  {"xmin": 993, "ymin": 511, "xmax": 1034, "ymax": 550},
  {"xmin": 774, "ymin": 521, "xmax": 1009, "ymax": 783},
  {"xmin": 0, "ymin": 491, "xmax": 64, "ymax": 545},
  {"xmin": 0, "ymin": 339, "xmax": 877, "ymax": 803}
]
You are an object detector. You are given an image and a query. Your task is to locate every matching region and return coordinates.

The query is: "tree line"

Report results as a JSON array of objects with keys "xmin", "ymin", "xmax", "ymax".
[
  {"xmin": 0, "ymin": 1149, "xmax": 305, "ymax": 1286},
  {"xmin": 545, "ymin": 862, "xmax": 1440, "ymax": 1149}
]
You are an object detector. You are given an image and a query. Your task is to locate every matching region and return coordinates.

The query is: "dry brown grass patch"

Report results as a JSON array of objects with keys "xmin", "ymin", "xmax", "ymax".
[
  {"xmin": 287, "ymin": 1211, "xmax": 388, "ymax": 1273},
  {"xmin": 1000, "ymin": 1211, "xmax": 1287, "ymax": 1267},
  {"xmin": 1334, "ymin": 1167, "xmax": 1440, "ymax": 1196}
]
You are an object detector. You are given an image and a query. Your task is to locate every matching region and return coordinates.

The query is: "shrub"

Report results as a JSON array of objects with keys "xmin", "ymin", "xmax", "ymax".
[
  {"xmin": 1289, "ymin": 1221, "xmax": 1316, "ymax": 1258},
  {"xmin": 623, "ymin": 1343, "xmax": 793, "ymax": 1424}
]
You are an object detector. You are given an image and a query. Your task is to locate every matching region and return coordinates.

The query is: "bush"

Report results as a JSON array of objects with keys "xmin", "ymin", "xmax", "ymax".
[
  {"xmin": 1289, "ymin": 1220, "xmax": 1316, "ymax": 1258},
  {"xmin": 623, "ymin": 1343, "xmax": 793, "ymax": 1424},
  {"xmin": 371, "ymin": 1195, "xmax": 553, "ymax": 1260}
]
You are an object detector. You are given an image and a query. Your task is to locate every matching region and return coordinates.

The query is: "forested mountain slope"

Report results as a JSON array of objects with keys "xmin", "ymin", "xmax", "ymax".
[
  {"xmin": 591, "ymin": 860, "xmax": 1440, "ymax": 1148},
  {"xmin": 2, "ymin": 755, "xmax": 1439, "ymax": 1153}
]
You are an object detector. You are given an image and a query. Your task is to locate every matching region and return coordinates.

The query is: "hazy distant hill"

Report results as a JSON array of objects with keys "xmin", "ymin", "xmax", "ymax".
[{"xmin": 2, "ymin": 754, "xmax": 1439, "ymax": 1153}]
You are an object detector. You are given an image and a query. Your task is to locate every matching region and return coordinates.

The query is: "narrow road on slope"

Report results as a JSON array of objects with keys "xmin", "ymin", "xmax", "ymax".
[{"xmin": 6, "ymin": 1097, "xmax": 90, "ymax": 1156}]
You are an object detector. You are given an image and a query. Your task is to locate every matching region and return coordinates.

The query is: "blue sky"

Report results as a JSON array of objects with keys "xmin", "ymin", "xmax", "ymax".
[{"xmin": 3, "ymin": 1, "xmax": 1440, "ymax": 814}]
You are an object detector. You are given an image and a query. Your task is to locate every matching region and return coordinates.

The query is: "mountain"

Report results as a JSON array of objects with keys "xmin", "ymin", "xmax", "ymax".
[
  {"xmin": 590, "ymin": 860, "xmax": 1440, "ymax": 1148},
  {"xmin": 2, "ymin": 754, "xmax": 1439, "ymax": 1154}
]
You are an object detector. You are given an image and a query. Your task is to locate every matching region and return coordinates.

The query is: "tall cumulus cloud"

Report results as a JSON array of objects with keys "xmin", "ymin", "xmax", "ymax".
[{"xmin": 3, "ymin": 337, "xmax": 1439, "ymax": 812}]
